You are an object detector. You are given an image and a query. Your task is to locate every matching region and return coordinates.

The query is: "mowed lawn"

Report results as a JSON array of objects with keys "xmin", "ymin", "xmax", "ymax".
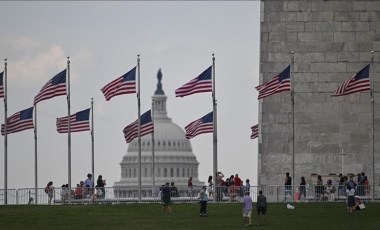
[{"xmin": 1, "ymin": 202, "xmax": 380, "ymax": 230}]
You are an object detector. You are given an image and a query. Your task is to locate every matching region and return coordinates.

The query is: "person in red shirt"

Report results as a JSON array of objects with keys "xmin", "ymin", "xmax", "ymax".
[{"xmin": 234, "ymin": 174, "xmax": 243, "ymax": 197}]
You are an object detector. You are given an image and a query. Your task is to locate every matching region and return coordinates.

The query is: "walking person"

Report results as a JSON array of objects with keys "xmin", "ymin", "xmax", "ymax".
[
  {"xmin": 198, "ymin": 186, "xmax": 208, "ymax": 217},
  {"xmin": 242, "ymin": 191, "xmax": 253, "ymax": 227},
  {"xmin": 161, "ymin": 182, "xmax": 173, "ymax": 215},
  {"xmin": 257, "ymin": 190, "xmax": 267, "ymax": 226},
  {"xmin": 45, "ymin": 181, "xmax": 54, "ymax": 205}
]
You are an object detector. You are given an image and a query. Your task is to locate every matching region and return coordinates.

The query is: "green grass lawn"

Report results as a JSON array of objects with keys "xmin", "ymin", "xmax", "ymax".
[{"xmin": 0, "ymin": 202, "xmax": 380, "ymax": 230}]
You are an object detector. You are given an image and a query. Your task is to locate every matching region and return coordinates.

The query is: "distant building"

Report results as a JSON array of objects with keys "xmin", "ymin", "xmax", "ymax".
[{"xmin": 114, "ymin": 69, "xmax": 204, "ymax": 196}]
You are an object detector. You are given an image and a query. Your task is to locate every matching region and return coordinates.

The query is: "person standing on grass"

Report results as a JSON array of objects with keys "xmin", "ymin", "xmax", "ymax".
[
  {"xmin": 242, "ymin": 191, "xmax": 253, "ymax": 227},
  {"xmin": 187, "ymin": 176, "xmax": 193, "ymax": 198},
  {"xmin": 85, "ymin": 173, "xmax": 94, "ymax": 197},
  {"xmin": 198, "ymin": 186, "xmax": 208, "ymax": 217},
  {"xmin": 96, "ymin": 175, "xmax": 106, "ymax": 199},
  {"xmin": 346, "ymin": 184, "xmax": 355, "ymax": 214},
  {"xmin": 161, "ymin": 182, "xmax": 173, "ymax": 215},
  {"xmin": 284, "ymin": 172, "xmax": 292, "ymax": 201},
  {"xmin": 245, "ymin": 179, "xmax": 251, "ymax": 193},
  {"xmin": 257, "ymin": 190, "xmax": 267, "ymax": 226},
  {"xmin": 208, "ymin": 175, "xmax": 214, "ymax": 198},
  {"xmin": 45, "ymin": 181, "xmax": 54, "ymax": 205},
  {"xmin": 299, "ymin": 176, "xmax": 306, "ymax": 200}
]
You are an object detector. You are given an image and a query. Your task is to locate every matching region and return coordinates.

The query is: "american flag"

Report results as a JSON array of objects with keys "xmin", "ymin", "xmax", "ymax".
[
  {"xmin": 185, "ymin": 111, "xmax": 213, "ymax": 139},
  {"xmin": 0, "ymin": 71, "xmax": 4, "ymax": 98},
  {"xmin": 175, "ymin": 66, "xmax": 212, "ymax": 97},
  {"xmin": 1, "ymin": 107, "xmax": 34, "ymax": 135},
  {"xmin": 250, "ymin": 124, "xmax": 258, "ymax": 139},
  {"xmin": 331, "ymin": 64, "xmax": 370, "ymax": 96},
  {"xmin": 101, "ymin": 67, "xmax": 136, "ymax": 101},
  {"xmin": 255, "ymin": 65, "xmax": 291, "ymax": 99},
  {"xmin": 56, "ymin": 108, "xmax": 90, "ymax": 133},
  {"xmin": 34, "ymin": 69, "xmax": 67, "ymax": 105},
  {"xmin": 123, "ymin": 110, "xmax": 154, "ymax": 143}
]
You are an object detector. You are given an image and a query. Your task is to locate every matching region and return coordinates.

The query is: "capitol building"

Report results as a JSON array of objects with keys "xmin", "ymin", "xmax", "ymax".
[{"xmin": 114, "ymin": 69, "xmax": 204, "ymax": 196}]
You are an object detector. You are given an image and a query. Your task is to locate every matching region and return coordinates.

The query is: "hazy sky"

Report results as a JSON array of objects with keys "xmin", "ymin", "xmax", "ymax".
[{"xmin": 0, "ymin": 1, "xmax": 260, "ymax": 189}]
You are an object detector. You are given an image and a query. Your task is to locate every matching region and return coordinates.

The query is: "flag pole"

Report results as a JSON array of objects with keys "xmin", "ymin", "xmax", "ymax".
[
  {"xmin": 91, "ymin": 98, "xmax": 95, "ymax": 183},
  {"xmin": 212, "ymin": 54, "xmax": 218, "ymax": 202},
  {"xmin": 67, "ymin": 57, "xmax": 72, "ymax": 198},
  {"xmin": 4, "ymin": 59, "xmax": 8, "ymax": 205},
  {"xmin": 291, "ymin": 51, "xmax": 295, "ymax": 188},
  {"xmin": 137, "ymin": 54, "xmax": 142, "ymax": 202},
  {"xmin": 371, "ymin": 51, "xmax": 375, "ymax": 202},
  {"xmin": 34, "ymin": 104, "xmax": 38, "ymax": 205},
  {"xmin": 151, "ymin": 100, "xmax": 155, "ymax": 194}
]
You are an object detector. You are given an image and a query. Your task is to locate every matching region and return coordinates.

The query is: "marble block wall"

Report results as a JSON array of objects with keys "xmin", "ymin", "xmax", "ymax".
[{"xmin": 259, "ymin": 0, "xmax": 380, "ymax": 186}]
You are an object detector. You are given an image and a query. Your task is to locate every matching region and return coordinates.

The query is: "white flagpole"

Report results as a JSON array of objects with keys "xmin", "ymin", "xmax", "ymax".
[
  {"xmin": 151, "ymin": 101, "xmax": 155, "ymax": 193},
  {"xmin": 67, "ymin": 57, "xmax": 72, "ymax": 198},
  {"xmin": 291, "ymin": 51, "xmax": 295, "ymax": 188},
  {"xmin": 371, "ymin": 51, "xmax": 375, "ymax": 202},
  {"xmin": 34, "ymin": 104, "xmax": 38, "ymax": 205},
  {"xmin": 4, "ymin": 59, "xmax": 8, "ymax": 205},
  {"xmin": 212, "ymin": 54, "xmax": 218, "ymax": 202},
  {"xmin": 137, "ymin": 54, "xmax": 142, "ymax": 202},
  {"xmin": 91, "ymin": 98, "xmax": 95, "ymax": 183}
]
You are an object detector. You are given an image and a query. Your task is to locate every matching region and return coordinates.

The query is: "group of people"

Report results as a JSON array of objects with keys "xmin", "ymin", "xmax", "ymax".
[
  {"xmin": 338, "ymin": 172, "xmax": 370, "ymax": 196},
  {"xmin": 184, "ymin": 172, "xmax": 251, "ymax": 202},
  {"xmin": 282, "ymin": 171, "xmax": 368, "ymax": 215},
  {"xmin": 159, "ymin": 176, "xmax": 267, "ymax": 228},
  {"xmin": 44, "ymin": 173, "xmax": 107, "ymax": 204},
  {"xmin": 242, "ymin": 190, "xmax": 267, "ymax": 227},
  {"xmin": 343, "ymin": 172, "xmax": 368, "ymax": 213},
  {"xmin": 211, "ymin": 172, "xmax": 251, "ymax": 201},
  {"xmin": 285, "ymin": 171, "xmax": 371, "ymax": 203}
]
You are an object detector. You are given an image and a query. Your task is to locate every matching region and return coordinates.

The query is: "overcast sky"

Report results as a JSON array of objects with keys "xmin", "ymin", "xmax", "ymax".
[{"xmin": 0, "ymin": 1, "xmax": 260, "ymax": 189}]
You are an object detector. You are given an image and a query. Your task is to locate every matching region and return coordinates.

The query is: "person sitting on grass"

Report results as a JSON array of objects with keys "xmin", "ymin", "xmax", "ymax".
[{"xmin": 354, "ymin": 196, "xmax": 365, "ymax": 211}]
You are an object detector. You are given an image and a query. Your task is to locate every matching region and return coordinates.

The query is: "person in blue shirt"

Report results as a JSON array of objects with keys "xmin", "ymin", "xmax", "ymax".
[
  {"xmin": 199, "ymin": 186, "xmax": 208, "ymax": 217},
  {"xmin": 245, "ymin": 179, "xmax": 251, "ymax": 192}
]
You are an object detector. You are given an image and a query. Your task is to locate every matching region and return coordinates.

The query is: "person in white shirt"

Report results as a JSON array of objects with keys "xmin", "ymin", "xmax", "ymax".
[{"xmin": 346, "ymin": 184, "xmax": 355, "ymax": 214}]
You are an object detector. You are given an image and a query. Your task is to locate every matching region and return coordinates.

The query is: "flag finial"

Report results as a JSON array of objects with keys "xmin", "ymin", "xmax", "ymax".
[{"xmin": 67, "ymin": 56, "xmax": 70, "ymax": 65}]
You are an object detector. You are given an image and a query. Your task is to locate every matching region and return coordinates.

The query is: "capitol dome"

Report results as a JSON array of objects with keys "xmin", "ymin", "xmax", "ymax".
[{"xmin": 114, "ymin": 69, "xmax": 204, "ymax": 189}]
